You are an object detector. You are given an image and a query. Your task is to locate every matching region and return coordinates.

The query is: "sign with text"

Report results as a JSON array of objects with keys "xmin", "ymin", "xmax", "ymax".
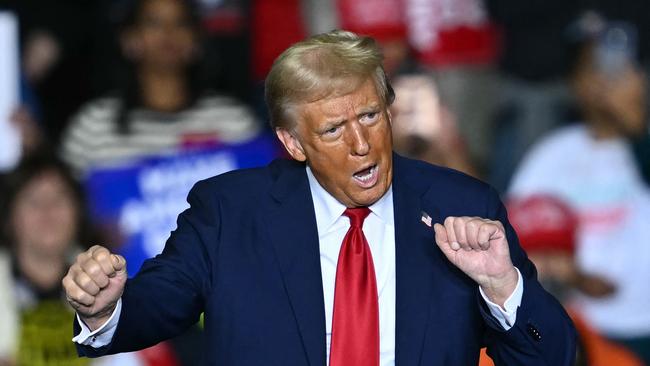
[{"xmin": 84, "ymin": 134, "xmax": 279, "ymax": 275}]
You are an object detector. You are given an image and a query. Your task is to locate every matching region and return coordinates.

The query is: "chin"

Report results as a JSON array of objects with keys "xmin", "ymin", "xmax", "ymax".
[{"xmin": 355, "ymin": 186, "xmax": 388, "ymax": 207}]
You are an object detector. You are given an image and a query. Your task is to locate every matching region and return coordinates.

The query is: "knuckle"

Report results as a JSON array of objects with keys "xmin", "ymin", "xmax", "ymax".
[
  {"xmin": 444, "ymin": 216, "xmax": 455, "ymax": 226},
  {"xmin": 95, "ymin": 274, "xmax": 109, "ymax": 287},
  {"xmin": 87, "ymin": 285, "xmax": 100, "ymax": 296},
  {"xmin": 62, "ymin": 275, "xmax": 71, "ymax": 289},
  {"xmin": 69, "ymin": 264, "xmax": 81, "ymax": 277},
  {"xmin": 453, "ymin": 217, "xmax": 467, "ymax": 230},
  {"xmin": 71, "ymin": 288, "xmax": 86, "ymax": 302},
  {"xmin": 76, "ymin": 252, "xmax": 87, "ymax": 263},
  {"xmin": 95, "ymin": 255, "xmax": 110, "ymax": 267},
  {"xmin": 94, "ymin": 249, "xmax": 110, "ymax": 261},
  {"xmin": 86, "ymin": 263, "xmax": 102, "ymax": 277},
  {"xmin": 90, "ymin": 244, "xmax": 105, "ymax": 252},
  {"xmin": 78, "ymin": 275, "xmax": 92, "ymax": 289}
]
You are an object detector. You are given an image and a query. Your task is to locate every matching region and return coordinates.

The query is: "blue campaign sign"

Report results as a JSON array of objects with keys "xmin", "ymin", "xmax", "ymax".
[{"xmin": 84, "ymin": 134, "xmax": 280, "ymax": 275}]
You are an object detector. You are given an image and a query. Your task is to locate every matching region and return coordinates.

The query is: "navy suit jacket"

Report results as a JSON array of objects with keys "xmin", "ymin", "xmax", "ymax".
[{"xmin": 76, "ymin": 154, "xmax": 576, "ymax": 365}]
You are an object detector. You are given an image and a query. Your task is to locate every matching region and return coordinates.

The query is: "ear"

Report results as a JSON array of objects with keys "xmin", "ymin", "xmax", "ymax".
[{"xmin": 275, "ymin": 128, "xmax": 307, "ymax": 162}]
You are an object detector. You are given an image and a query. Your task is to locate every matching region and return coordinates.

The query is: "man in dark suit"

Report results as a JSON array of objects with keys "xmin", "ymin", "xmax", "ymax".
[{"xmin": 63, "ymin": 30, "xmax": 576, "ymax": 365}]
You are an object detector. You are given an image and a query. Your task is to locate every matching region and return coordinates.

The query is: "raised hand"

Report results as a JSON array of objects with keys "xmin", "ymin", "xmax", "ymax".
[
  {"xmin": 62, "ymin": 245, "xmax": 127, "ymax": 330},
  {"xmin": 433, "ymin": 216, "xmax": 518, "ymax": 307}
]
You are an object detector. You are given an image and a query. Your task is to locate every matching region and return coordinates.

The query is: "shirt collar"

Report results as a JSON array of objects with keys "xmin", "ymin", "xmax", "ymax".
[{"xmin": 306, "ymin": 166, "xmax": 394, "ymax": 234}]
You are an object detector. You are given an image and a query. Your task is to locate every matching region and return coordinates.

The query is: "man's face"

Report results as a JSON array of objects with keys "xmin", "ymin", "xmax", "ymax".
[
  {"xmin": 276, "ymin": 78, "xmax": 393, "ymax": 207},
  {"xmin": 528, "ymin": 251, "xmax": 577, "ymax": 303}
]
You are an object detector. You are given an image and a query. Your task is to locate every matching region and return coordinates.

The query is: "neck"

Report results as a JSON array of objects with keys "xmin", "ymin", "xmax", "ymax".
[
  {"xmin": 584, "ymin": 110, "xmax": 622, "ymax": 140},
  {"xmin": 16, "ymin": 244, "xmax": 66, "ymax": 292},
  {"xmin": 138, "ymin": 67, "xmax": 189, "ymax": 112}
]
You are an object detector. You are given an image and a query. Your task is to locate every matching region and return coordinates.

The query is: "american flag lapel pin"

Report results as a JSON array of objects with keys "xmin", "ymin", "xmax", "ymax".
[{"xmin": 421, "ymin": 211, "xmax": 432, "ymax": 228}]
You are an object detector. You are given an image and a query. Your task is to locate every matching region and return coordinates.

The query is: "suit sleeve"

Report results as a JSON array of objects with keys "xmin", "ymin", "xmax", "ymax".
[
  {"xmin": 75, "ymin": 180, "xmax": 219, "ymax": 357},
  {"xmin": 480, "ymin": 187, "xmax": 577, "ymax": 366}
]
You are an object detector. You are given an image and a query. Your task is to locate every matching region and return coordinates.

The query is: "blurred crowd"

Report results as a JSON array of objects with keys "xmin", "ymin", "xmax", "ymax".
[{"xmin": 1, "ymin": 0, "xmax": 650, "ymax": 365}]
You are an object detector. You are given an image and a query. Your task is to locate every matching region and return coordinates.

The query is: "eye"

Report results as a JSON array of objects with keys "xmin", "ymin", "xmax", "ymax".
[
  {"xmin": 325, "ymin": 126, "xmax": 339, "ymax": 134},
  {"xmin": 320, "ymin": 124, "xmax": 343, "ymax": 140},
  {"xmin": 323, "ymin": 121, "xmax": 345, "ymax": 134},
  {"xmin": 360, "ymin": 111, "xmax": 380, "ymax": 123}
]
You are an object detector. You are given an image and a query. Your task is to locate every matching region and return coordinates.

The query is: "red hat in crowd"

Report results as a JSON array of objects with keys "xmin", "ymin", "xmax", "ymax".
[
  {"xmin": 506, "ymin": 195, "xmax": 579, "ymax": 255},
  {"xmin": 337, "ymin": 0, "xmax": 408, "ymax": 42}
]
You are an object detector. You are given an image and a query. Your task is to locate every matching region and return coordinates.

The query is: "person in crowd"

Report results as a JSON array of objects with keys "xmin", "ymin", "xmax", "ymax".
[
  {"xmin": 402, "ymin": 0, "xmax": 501, "ymax": 174},
  {"xmin": 0, "ymin": 153, "xmax": 93, "ymax": 365},
  {"xmin": 0, "ymin": 153, "xmax": 183, "ymax": 366},
  {"xmin": 508, "ymin": 14, "xmax": 650, "ymax": 364},
  {"xmin": 485, "ymin": 0, "xmax": 580, "ymax": 192},
  {"xmin": 61, "ymin": 0, "xmax": 260, "ymax": 176},
  {"xmin": 62, "ymin": 30, "xmax": 575, "ymax": 365},
  {"xmin": 390, "ymin": 75, "xmax": 477, "ymax": 177}
]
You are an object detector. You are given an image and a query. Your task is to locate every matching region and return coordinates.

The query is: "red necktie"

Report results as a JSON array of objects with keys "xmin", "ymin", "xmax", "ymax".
[{"xmin": 330, "ymin": 207, "xmax": 379, "ymax": 366}]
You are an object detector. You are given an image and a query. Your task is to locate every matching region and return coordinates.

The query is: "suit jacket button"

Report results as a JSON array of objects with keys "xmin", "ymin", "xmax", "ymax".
[{"xmin": 527, "ymin": 323, "xmax": 542, "ymax": 341}]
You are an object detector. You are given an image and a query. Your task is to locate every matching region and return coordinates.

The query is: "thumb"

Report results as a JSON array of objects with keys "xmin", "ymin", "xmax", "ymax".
[{"xmin": 111, "ymin": 254, "xmax": 127, "ymax": 274}]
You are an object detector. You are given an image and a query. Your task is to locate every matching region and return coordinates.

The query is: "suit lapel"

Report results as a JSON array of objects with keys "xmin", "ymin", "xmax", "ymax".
[
  {"xmin": 393, "ymin": 155, "xmax": 444, "ymax": 366},
  {"xmin": 266, "ymin": 160, "xmax": 326, "ymax": 366}
]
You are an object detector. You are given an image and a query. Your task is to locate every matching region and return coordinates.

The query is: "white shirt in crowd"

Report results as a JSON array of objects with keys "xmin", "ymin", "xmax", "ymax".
[{"xmin": 509, "ymin": 124, "xmax": 650, "ymax": 337}]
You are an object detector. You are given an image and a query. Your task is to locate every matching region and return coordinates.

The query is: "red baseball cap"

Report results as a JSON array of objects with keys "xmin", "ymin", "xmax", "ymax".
[{"xmin": 506, "ymin": 195, "xmax": 578, "ymax": 255}]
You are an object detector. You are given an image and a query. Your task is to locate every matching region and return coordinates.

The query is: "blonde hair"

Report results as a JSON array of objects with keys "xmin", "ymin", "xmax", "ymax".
[{"xmin": 265, "ymin": 30, "xmax": 394, "ymax": 130}]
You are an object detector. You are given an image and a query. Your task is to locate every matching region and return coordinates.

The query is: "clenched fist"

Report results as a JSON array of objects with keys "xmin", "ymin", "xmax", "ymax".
[
  {"xmin": 433, "ymin": 216, "xmax": 518, "ymax": 307},
  {"xmin": 62, "ymin": 245, "xmax": 127, "ymax": 331}
]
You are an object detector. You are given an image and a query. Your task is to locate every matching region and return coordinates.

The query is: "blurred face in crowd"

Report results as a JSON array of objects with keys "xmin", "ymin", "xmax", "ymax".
[
  {"xmin": 123, "ymin": 0, "xmax": 197, "ymax": 71},
  {"xmin": 276, "ymin": 77, "xmax": 394, "ymax": 207},
  {"xmin": 573, "ymin": 44, "xmax": 647, "ymax": 137},
  {"xmin": 528, "ymin": 251, "xmax": 576, "ymax": 300},
  {"xmin": 380, "ymin": 39, "xmax": 409, "ymax": 77},
  {"xmin": 10, "ymin": 170, "xmax": 78, "ymax": 257}
]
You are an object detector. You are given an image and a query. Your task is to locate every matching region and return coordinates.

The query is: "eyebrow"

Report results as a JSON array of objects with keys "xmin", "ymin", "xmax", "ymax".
[{"xmin": 356, "ymin": 104, "xmax": 381, "ymax": 117}]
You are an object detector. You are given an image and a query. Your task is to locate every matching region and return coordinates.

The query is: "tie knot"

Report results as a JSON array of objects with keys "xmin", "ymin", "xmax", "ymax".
[{"xmin": 344, "ymin": 207, "xmax": 371, "ymax": 228}]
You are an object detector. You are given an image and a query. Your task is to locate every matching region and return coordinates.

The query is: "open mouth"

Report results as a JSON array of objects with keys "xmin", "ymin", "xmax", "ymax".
[{"xmin": 352, "ymin": 164, "xmax": 378, "ymax": 187}]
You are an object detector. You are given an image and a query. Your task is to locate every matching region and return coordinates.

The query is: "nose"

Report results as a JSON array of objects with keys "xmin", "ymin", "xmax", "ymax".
[{"xmin": 348, "ymin": 122, "xmax": 370, "ymax": 156}]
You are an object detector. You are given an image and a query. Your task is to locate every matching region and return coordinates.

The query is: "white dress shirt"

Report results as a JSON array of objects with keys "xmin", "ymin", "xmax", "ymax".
[
  {"xmin": 308, "ymin": 167, "xmax": 397, "ymax": 365},
  {"xmin": 74, "ymin": 166, "xmax": 524, "ymax": 365}
]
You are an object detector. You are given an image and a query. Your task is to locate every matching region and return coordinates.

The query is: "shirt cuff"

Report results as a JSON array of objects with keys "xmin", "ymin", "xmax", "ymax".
[
  {"xmin": 72, "ymin": 298, "xmax": 122, "ymax": 347},
  {"xmin": 479, "ymin": 267, "xmax": 523, "ymax": 330}
]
